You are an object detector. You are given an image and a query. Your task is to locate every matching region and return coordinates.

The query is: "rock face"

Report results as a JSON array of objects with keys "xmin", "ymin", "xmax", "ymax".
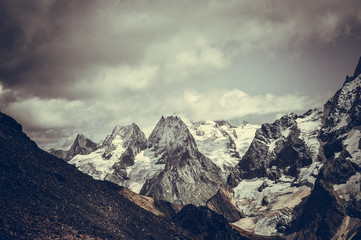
[
  {"xmin": 172, "ymin": 204, "xmax": 248, "ymax": 240},
  {"xmin": 140, "ymin": 116, "xmax": 225, "ymax": 206},
  {"xmin": 234, "ymin": 110, "xmax": 322, "ymax": 183},
  {"xmin": 147, "ymin": 116, "xmax": 198, "ymax": 156},
  {"xmin": 206, "ymin": 187, "xmax": 245, "ymax": 223},
  {"xmin": 102, "ymin": 123, "xmax": 147, "ymax": 161},
  {"xmin": 65, "ymin": 133, "xmax": 98, "ymax": 162},
  {"xmin": 102, "ymin": 124, "xmax": 147, "ymax": 184},
  {"xmin": 118, "ymin": 187, "xmax": 183, "ymax": 219},
  {"xmin": 0, "ymin": 112, "xmax": 198, "ymax": 239},
  {"xmin": 286, "ymin": 57, "xmax": 361, "ymax": 239},
  {"xmin": 227, "ymin": 109, "xmax": 323, "ymax": 236},
  {"xmin": 66, "ymin": 116, "xmax": 226, "ymax": 206}
]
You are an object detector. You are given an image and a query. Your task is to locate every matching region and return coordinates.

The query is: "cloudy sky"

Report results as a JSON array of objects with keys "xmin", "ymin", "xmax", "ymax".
[{"xmin": 1, "ymin": 0, "xmax": 361, "ymax": 150}]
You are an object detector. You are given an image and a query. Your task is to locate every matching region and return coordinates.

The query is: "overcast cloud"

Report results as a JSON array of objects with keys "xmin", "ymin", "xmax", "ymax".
[{"xmin": 1, "ymin": 0, "xmax": 361, "ymax": 149}]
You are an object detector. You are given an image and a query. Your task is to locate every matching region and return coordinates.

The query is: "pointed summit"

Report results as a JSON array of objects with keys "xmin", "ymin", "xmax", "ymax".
[
  {"xmin": 67, "ymin": 123, "xmax": 147, "ymax": 185},
  {"xmin": 140, "ymin": 116, "xmax": 225, "ymax": 206},
  {"xmin": 343, "ymin": 56, "xmax": 361, "ymax": 86},
  {"xmin": 323, "ymin": 57, "xmax": 361, "ymax": 136},
  {"xmin": 102, "ymin": 123, "xmax": 146, "ymax": 159},
  {"xmin": 353, "ymin": 56, "xmax": 361, "ymax": 78},
  {"xmin": 0, "ymin": 112, "xmax": 198, "ymax": 239},
  {"xmin": 147, "ymin": 116, "xmax": 197, "ymax": 155},
  {"xmin": 65, "ymin": 133, "xmax": 97, "ymax": 162}
]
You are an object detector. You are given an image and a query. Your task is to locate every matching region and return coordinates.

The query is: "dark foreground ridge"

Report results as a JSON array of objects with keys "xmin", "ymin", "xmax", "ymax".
[
  {"xmin": 0, "ymin": 112, "xmax": 197, "ymax": 239},
  {"xmin": 173, "ymin": 204, "xmax": 282, "ymax": 240}
]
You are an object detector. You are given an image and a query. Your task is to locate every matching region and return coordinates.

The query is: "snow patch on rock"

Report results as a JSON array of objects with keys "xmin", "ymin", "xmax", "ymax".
[
  {"xmin": 125, "ymin": 149, "xmax": 165, "ymax": 193},
  {"xmin": 184, "ymin": 118, "xmax": 259, "ymax": 173},
  {"xmin": 232, "ymin": 177, "xmax": 311, "ymax": 236},
  {"xmin": 344, "ymin": 129, "xmax": 361, "ymax": 166},
  {"xmin": 296, "ymin": 109, "xmax": 322, "ymax": 159},
  {"xmin": 333, "ymin": 172, "xmax": 361, "ymax": 201},
  {"xmin": 69, "ymin": 149, "xmax": 114, "ymax": 180}
]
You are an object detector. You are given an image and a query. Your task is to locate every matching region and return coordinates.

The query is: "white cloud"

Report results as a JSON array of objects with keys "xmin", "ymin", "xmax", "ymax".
[
  {"xmin": 159, "ymin": 89, "xmax": 313, "ymax": 122},
  {"xmin": 6, "ymin": 98, "xmax": 86, "ymax": 129},
  {"xmin": 164, "ymin": 46, "xmax": 228, "ymax": 82},
  {"xmin": 143, "ymin": 33, "xmax": 229, "ymax": 83},
  {"xmin": 68, "ymin": 65, "xmax": 159, "ymax": 99}
]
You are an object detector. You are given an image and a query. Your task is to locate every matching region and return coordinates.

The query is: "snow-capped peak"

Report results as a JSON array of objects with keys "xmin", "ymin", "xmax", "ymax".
[
  {"xmin": 68, "ymin": 123, "xmax": 147, "ymax": 183},
  {"xmin": 103, "ymin": 123, "xmax": 139, "ymax": 147},
  {"xmin": 184, "ymin": 118, "xmax": 259, "ymax": 175},
  {"xmin": 147, "ymin": 116, "xmax": 197, "ymax": 155},
  {"xmin": 323, "ymin": 65, "xmax": 361, "ymax": 133}
]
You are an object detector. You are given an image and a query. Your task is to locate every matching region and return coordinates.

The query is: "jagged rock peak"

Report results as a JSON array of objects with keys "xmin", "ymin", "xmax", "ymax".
[
  {"xmin": 353, "ymin": 56, "xmax": 361, "ymax": 78},
  {"xmin": 214, "ymin": 120, "xmax": 235, "ymax": 128},
  {"xmin": 206, "ymin": 187, "xmax": 245, "ymax": 223},
  {"xmin": 101, "ymin": 123, "xmax": 147, "ymax": 168},
  {"xmin": 323, "ymin": 62, "xmax": 361, "ymax": 136},
  {"xmin": 140, "ymin": 117, "xmax": 225, "ymax": 206},
  {"xmin": 234, "ymin": 110, "xmax": 322, "ymax": 182},
  {"xmin": 147, "ymin": 115, "xmax": 197, "ymax": 154},
  {"xmin": 102, "ymin": 123, "xmax": 145, "ymax": 149},
  {"xmin": 343, "ymin": 56, "xmax": 361, "ymax": 86},
  {"xmin": 68, "ymin": 123, "xmax": 147, "ymax": 185},
  {"xmin": 65, "ymin": 133, "xmax": 97, "ymax": 161},
  {"xmin": 257, "ymin": 112, "xmax": 297, "ymax": 140},
  {"xmin": 0, "ymin": 111, "xmax": 198, "ymax": 239},
  {"xmin": 73, "ymin": 133, "xmax": 94, "ymax": 145},
  {"xmin": 74, "ymin": 133, "xmax": 89, "ymax": 144}
]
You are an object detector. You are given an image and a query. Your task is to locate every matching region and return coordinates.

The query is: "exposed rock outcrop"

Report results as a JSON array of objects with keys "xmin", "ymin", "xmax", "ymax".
[
  {"xmin": 140, "ymin": 116, "xmax": 225, "ymax": 206},
  {"xmin": 286, "ymin": 57, "xmax": 361, "ymax": 240},
  {"xmin": 225, "ymin": 109, "xmax": 323, "ymax": 236},
  {"xmin": 118, "ymin": 187, "xmax": 183, "ymax": 219},
  {"xmin": 68, "ymin": 123, "xmax": 147, "ymax": 185},
  {"xmin": 235, "ymin": 110, "xmax": 321, "ymax": 182},
  {"xmin": 206, "ymin": 187, "xmax": 245, "ymax": 223}
]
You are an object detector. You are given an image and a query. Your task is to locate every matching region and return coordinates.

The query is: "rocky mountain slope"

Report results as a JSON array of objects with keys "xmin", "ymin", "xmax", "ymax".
[
  {"xmin": 48, "ymin": 57, "xmax": 361, "ymax": 239},
  {"xmin": 60, "ymin": 108, "xmax": 324, "ymax": 236},
  {"xmin": 226, "ymin": 108, "xmax": 323, "ymax": 236},
  {"xmin": 57, "ymin": 105, "xmax": 325, "ymax": 235},
  {"xmin": 68, "ymin": 123, "xmax": 147, "ymax": 185},
  {"xmin": 64, "ymin": 115, "xmax": 258, "ymax": 206},
  {"xmin": 0, "ymin": 112, "xmax": 199, "ymax": 239},
  {"xmin": 139, "ymin": 116, "xmax": 225, "ymax": 205},
  {"xmin": 285, "ymin": 57, "xmax": 361, "ymax": 239},
  {"xmin": 206, "ymin": 187, "xmax": 245, "ymax": 223},
  {"xmin": 220, "ymin": 57, "xmax": 361, "ymax": 238}
]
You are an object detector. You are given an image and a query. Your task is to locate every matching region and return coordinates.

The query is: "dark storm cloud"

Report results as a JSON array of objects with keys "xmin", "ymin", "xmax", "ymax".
[
  {"xmin": 1, "ymin": 0, "xmax": 361, "ymax": 98},
  {"xmin": 0, "ymin": 0, "xmax": 172, "ymax": 100},
  {"xmin": 1, "ymin": 0, "xmax": 361, "ymax": 149}
]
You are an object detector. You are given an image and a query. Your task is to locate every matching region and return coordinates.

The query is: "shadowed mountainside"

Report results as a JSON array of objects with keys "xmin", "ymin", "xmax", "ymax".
[{"xmin": 0, "ymin": 112, "xmax": 197, "ymax": 239}]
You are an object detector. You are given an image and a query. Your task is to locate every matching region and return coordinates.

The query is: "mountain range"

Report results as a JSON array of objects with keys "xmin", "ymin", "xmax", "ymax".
[{"xmin": 1, "ymin": 57, "xmax": 361, "ymax": 239}]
